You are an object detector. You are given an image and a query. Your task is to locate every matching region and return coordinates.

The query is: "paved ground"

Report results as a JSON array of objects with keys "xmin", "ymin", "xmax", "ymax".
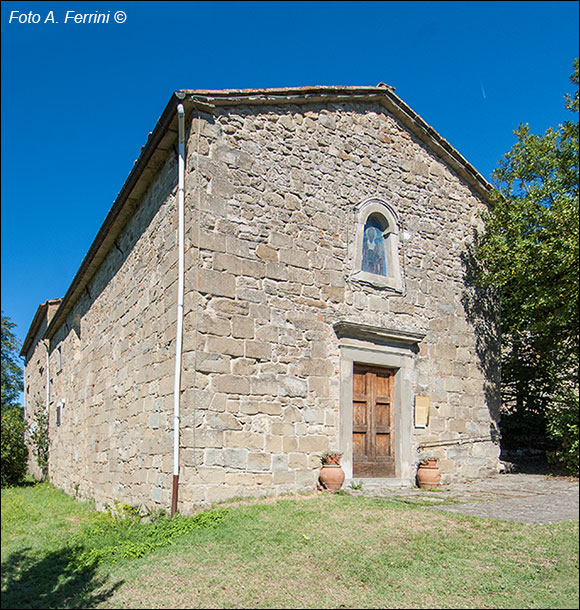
[{"xmin": 350, "ymin": 473, "xmax": 579, "ymax": 525}]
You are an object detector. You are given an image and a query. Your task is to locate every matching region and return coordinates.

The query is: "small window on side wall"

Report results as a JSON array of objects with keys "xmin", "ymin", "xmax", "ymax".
[
  {"xmin": 56, "ymin": 400, "xmax": 64, "ymax": 427},
  {"xmin": 56, "ymin": 346, "xmax": 62, "ymax": 373},
  {"xmin": 351, "ymin": 197, "xmax": 402, "ymax": 292}
]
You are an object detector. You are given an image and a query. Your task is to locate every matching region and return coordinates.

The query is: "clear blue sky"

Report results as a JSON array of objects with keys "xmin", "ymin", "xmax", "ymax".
[{"xmin": 1, "ymin": 1, "xmax": 579, "ymax": 351}]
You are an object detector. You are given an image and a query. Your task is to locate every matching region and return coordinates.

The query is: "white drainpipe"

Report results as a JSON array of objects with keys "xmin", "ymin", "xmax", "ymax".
[{"xmin": 171, "ymin": 103, "xmax": 186, "ymax": 517}]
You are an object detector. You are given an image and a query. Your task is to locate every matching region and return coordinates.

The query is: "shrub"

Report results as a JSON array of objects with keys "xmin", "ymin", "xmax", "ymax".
[
  {"xmin": 546, "ymin": 391, "xmax": 579, "ymax": 475},
  {"xmin": 71, "ymin": 501, "xmax": 229, "ymax": 568},
  {"xmin": 1, "ymin": 406, "xmax": 28, "ymax": 487},
  {"xmin": 29, "ymin": 401, "xmax": 50, "ymax": 480}
]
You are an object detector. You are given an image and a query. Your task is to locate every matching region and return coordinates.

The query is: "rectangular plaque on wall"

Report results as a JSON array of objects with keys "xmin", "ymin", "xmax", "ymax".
[{"xmin": 414, "ymin": 395, "xmax": 430, "ymax": 428}]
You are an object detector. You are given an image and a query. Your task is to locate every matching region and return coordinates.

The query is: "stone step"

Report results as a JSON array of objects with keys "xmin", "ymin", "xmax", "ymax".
[{"xmin": 345, "ymin": 477, "xmax": 414, "ymax": 490}]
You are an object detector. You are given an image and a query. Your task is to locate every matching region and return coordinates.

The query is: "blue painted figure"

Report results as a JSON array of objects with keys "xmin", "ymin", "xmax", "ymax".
[{"xmin": 362, "ymin": 215, "xmax": 387, "ymax": 276}]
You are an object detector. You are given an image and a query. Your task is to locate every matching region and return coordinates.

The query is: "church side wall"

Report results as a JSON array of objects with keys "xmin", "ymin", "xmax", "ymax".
[
  {"xmin": 23, "ymin": 319, "xmax": 50, "ymax": 480},
  {"xmin": 43, "ymin": 152, "xmax": 179, "ymax": 509}
]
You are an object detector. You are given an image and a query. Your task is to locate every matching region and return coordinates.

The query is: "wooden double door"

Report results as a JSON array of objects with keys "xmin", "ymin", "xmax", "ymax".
[{"xmin": 352, "ymin": 364, "xmax": 396, "ymax": 477}]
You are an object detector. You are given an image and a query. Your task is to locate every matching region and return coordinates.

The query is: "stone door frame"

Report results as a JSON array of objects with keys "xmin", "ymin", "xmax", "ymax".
[{"xmin": 334, "ymin": 322, "xmax": 425, "ymax": 483}]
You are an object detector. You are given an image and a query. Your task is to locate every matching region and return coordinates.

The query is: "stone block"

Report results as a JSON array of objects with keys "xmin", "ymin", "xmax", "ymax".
[
  {"xmin": 298, "ymin": 435, "xmax": 329, "ymax": 453},
  {"xmin": 254, "ymin": 473, "xmax": 274, "ymax": 486},
  {"xmin": 266, "ymin": 262, "xmax": 288, "ymax": 280},
  {"xmin": 237, "ymin": 288, "xmax": 268, "ymax": 303},
  {"xmin": 265, "ymin": 434, "xmax": 283, "ymax": 453},
  {"xmin": 444, "ymin": 377, "xmax": 463, "ymax": 393},
  {"xmin": 250, "ymin": 374, "xmax": 278, "ymax": 396},
  {"xmin": 213, "ymin": 252, "xmax": 241, "ymax": 275},
  {"xmin": 239, "ymin": 400, "xmax": 260, "ymax": 415},
  {"xmin": 247, "ymin": 451, "xmax": 272, "ymax": 471},
  {"xmin": 210, "ymin": 298, "xmax": 249, "ymax": 316},
  {"xmin": 225, "ymin": 472, "xmax": 257, "ymax": 486},
  {"xmin": 269, "ymin": 231, "xmax": 293, "ymax": 248},
  {"xmin": 273, "ymin": 470, "xmax": 296, "ymax": 484},
  {"xmin": 240, "ymin": 259, "xmax": 266, "ymax": 279},
  {"xmin": 232, "ymin": 316, "xmax": 255, "ymax": 339},
  {"xmin": 231, "ymin": 358, "xmax": 258, "ymax": 375},
  {"xmin": 196, "ymin": 467, "xmax": 226, "ymax": 485},
  {"xmin": 207, "ymin": 337, "xmax": 245, "ymax": 358},
  {"xmin": 288, "ymin": 453, "xmax": 308, "ymax": 469},
  {"xmin": 212, "ymin": 374, "xmax": 250, "ymax": 395},
  {"xmin": 260, "ymin": 401, "xmax": 282, "ymax": 416},
  {"xmin": 226, "ymin": 236, "xmax": 251, "ymax": 258},
  {"xmin": 151, "ymin": 486, "xmax": 163, "ymax": 504},
  {"xmin": 295, "ymin": 469, "xmax": 317, "ymax": 487},
  {"xmin": 206, "ymin": 485, "xmax": 240, "ymax": 504},
  {"xmin": 278, "ymin": 376, "xmax": 307, "ymax": 398},
  {"xmin": 280, "ymin": 249, "xmax": 310, "ymax": 269},
  {"xmin": 196, "ymin": 231, "xmax": 226, "ymax": 253},
  {"xmin": 245, "ymin": 340, "xmax": 271, "ymax": 360},
  {"xmin": 282, "ymin": 405, "xmax": 300, "ymax": 423},
  {"xmin": 224, "ymin": 430, "xmax": 264, "ymax": 450},
  {"xmin": 283, "ymin": 436, "xmax": 298, "ymax": 452},
  {"xmin": 256, "ymin": 244, "xmax": 278, "ymax": 261},
  {"xmin": 321, "ymin": 285, "xmax": 344, "ymax": 302},
  {"xmin": 178, "ymin": 484, "xmax": 207, "ymax": 506},
  {"xmin": 308, "ymin": 377, "xmax": 330, "ymax": 396},
  {"xmin": 297, "ymin": 358, "xmax": 335, "ymax": 377},
  {"xmin": 449, "ymin": 419, "xmax": 466, "ymax": 433},
  {"xmin": 204, "ymin": 412, "xmax": 242, "ymax": 431},
  {"xmin": 223, "ymin": 448, "xmax": 248, "ymax": 469},
  {"xmin": 198, "ymin": 269, "xmax": 236, "ymax": 298},
  {"xmin": 272, "ymin": 453, "xmax": 289, "ymax": 471},
  {"xmin": 195, "ymin": 352, "xmax": 231, "ymax": 374}
]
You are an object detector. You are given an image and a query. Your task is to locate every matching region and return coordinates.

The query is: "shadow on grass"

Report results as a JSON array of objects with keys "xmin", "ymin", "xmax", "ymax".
[{"xmin": 1, "ymin": 546, "xmax": 123, "ymax": 609}]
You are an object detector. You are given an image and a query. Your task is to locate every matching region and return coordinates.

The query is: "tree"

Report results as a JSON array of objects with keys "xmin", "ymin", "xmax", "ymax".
[
  {"xmin": 1, "ymin": 408, "xmax": 27, "ymax": 486},
  {"xmin": 476, "ymin": 60, "xmax": 579, "ymax": 472},
  {"xmin": 1, "ymin": 311, "xmax": 24, "ymax": 410},
  {"xmin": 1, "ymin": 311, "xmax": 27, "ymax": 485}
]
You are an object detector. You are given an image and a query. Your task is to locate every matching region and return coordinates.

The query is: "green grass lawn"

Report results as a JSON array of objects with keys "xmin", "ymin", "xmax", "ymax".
[{"xmin": 2, "ymin": 482, "xmax": 578, "ymax": 609}]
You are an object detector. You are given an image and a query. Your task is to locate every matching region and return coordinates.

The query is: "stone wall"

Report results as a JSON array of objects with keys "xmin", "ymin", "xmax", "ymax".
[
  {"xmin": 43, "ymin": 152, "xmax": 180, "ymax": 509},
  {"xmin": 23, "ymin": 300, "xmax": 60, "ymax": 480},
  {"xmin": 25, "ymin": 99, "xmax": 500, "ymax": 514}
]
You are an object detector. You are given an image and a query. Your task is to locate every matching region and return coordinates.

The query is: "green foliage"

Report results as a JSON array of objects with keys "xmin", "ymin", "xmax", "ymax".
[
  {"xmin": 0, "ymin": 313, "xmax": 27, "ymax": 487},
  {"xmin": 476, "ymin": 59, "xmax": 579, "ymax": 473},
  {"xmin": 29, "ymin": 400, "xmax": 50, "ymax": 480},
  {"xmin": 70, "ymin": 501, "xmax": 228, "ymax": 568},
  {"xmin": 1, "ymin": 312, "xmax": 23, "ymax": 411},
  {"xmin": 546, "ymin": 391, "xmax": 579, "ymax": 474},
  {"xmin": 1, "ymin": 406, "xmax": 28, "ymax": 487}
]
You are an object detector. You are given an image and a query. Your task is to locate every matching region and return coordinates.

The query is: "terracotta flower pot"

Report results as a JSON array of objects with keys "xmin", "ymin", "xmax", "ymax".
[
  {"xmin": 416, "ymin": 462, "xmax": 441, "ymax": 489},
  {"xmin": 319, "ymin": 464, "xmax": 345, "ymax": 492}
]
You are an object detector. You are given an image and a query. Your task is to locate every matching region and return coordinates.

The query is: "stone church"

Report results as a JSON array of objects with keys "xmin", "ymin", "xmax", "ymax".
[{"xmin": 21, "ymin": 84, "xmax": 501, "ymax": 513}]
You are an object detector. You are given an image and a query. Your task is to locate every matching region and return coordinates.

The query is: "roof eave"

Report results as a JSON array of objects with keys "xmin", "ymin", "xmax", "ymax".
[{"xmin": 20, "ymin": 299, "xmax": 62, "ymax": 358}]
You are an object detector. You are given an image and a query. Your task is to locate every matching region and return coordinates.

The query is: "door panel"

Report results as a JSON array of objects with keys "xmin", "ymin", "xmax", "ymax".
[{"xmin": 353, "ymin": 364, "xmax": 395, "ymax": 477}]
